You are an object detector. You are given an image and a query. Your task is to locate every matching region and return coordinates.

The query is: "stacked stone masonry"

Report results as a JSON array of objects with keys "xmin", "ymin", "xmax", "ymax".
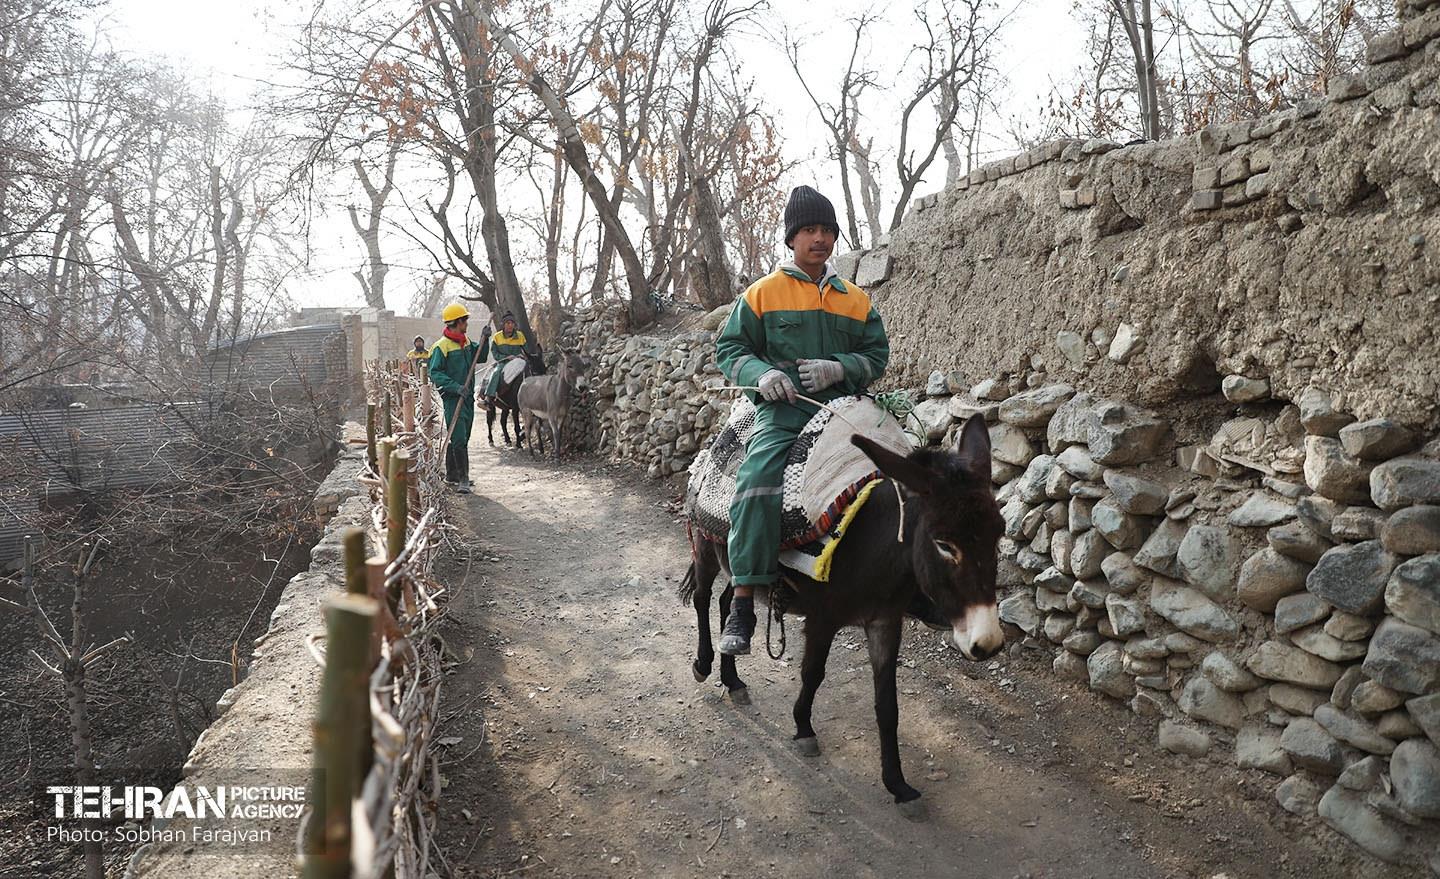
[
  {"xmin": 552, "ymin": 9, "xmax": 1440, "ymax": 869},
  {"xmin": 866, "ymin": 5, "xmax": 1440, "ymax": 434}
]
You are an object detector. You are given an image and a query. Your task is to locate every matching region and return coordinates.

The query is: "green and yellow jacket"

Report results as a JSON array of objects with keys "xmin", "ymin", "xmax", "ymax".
[
  {"xmin": 491, "ymin": 330, "xmax": 527, "ymax": 359},
  {"xmin": 428, "ymin": 334, "xmax": 488, "ymax": 402},
  {"xmin": 716, "ymin": 262, "xmax": 889, "ymax": 405}
]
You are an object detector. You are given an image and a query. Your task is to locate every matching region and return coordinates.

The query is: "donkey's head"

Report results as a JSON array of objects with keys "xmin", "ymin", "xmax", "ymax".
[
  {"xmin": 557, "ymin": 349, "xmax": 593, "ymax": 392},
  {"xmin": 853, "ymin": 414, "xmax": 1005, "ymax": 661}
]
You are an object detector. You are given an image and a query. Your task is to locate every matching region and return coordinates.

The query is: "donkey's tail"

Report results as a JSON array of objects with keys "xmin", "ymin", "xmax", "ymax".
[
  {"xmin": 678, "ymin": 522, "xmax": 700, "ymax": 606},
  {"xmin": 677, "ymin": 563, "xmax": 698, "ymax": 607}
]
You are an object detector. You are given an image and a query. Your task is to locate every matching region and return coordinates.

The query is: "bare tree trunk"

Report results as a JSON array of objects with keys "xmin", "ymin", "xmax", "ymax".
[
  {"xmin": 587, "ymin": 191, "xmax": 621, "ymax": 304},
  {"xmin": 688, "ymin": 173, "xmax": 733, "ymax": 309},
  {"xmin": 849, "ymin": 131, "xmax": 883, "ymax": 246},
  {"xmin": 204, "ymin": 166, "xmax": 243, "ymax": 348},
  {"xmin": 1113, "ymin": 0, "xmax": 1162, "ymax": 139},
  {"xmin": 545, "ymin": 143, "xmax": 565, "ymax": 337},
  {"xmin": 348, "ymin": 140, "xmax": 399, "ymax": 310},
  {"xmin": 228, "ymin": 225, "xmax": 247, "ymax": 342},
  {"xmin": 833, "ymin": 137, "xmax": 863, "ymax": 249},
  {"xmin": 424, "ymin": 0, "xmax": 536, "ymax": 342},
  {"xmin": 1140, "ymin": 0, "xmax": 1162, "ymax": 137},
  {"xmin": 938, "ymin": 81, "xmax": 962, "ymax": 186},
  {"xmin": 64, "ymin": 641, "xmax": 102, "ymax": 879}
]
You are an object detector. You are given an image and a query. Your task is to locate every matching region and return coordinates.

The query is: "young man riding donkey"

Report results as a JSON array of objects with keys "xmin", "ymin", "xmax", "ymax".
[
  {"xmin": 714, "ymin": 186, "xmax": 891, "ymax": 655},
  {"xmin": 687, "ymin": 186, "xmax": 1006, "ymax": 810},
  {"xmin": 482, "ymin": 313, "xmax": 541, "ymax": 446}
]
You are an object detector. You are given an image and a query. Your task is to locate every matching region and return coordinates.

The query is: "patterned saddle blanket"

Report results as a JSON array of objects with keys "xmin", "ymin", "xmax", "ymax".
[
  {"xmin": 684, "ymin": 395, "xmax": 911, "ymax": 581},
  {"xmin": 480, "ymin": 358, "xmax": 528, "ymax": 392}
]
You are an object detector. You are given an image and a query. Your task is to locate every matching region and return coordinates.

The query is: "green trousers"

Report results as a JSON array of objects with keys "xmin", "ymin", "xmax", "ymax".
[
  {"xmin": 442, "ymin": 392, "xmax": 474, "ymax": 448},
  {"xmin": 484, "ymin": 358, "xmax": 514, "ymax": 397},
  {"xmin": 727, "ymin": 401, "xmax": 816, "ymax": 586}
]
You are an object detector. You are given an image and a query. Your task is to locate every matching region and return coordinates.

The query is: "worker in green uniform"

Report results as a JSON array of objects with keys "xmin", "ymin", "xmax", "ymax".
[
  {"xmin": 429, "ymin": 303, "xmax": 488, "ymax": 493},
  {"xmin": 405, "ymin": 334, "xmax": 429, "ymax": 378},
  {"xmin": 713, "ymin": 186, "xmax": 890, "ymax": 654},
  {"xmin": 483, "ymin": 313, "xmax": 528, "ymax": 399}
]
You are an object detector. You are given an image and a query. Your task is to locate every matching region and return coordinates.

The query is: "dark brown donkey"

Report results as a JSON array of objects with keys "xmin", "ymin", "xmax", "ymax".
[{"xmin": 679, "ymin": 414, "xmax": 1005, "ymax": 812}]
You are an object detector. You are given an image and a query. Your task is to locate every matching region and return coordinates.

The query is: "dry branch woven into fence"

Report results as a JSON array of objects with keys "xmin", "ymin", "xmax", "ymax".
[{"xmin": 301, "ymin": 356, "xmax": 455, "ymax": 879}]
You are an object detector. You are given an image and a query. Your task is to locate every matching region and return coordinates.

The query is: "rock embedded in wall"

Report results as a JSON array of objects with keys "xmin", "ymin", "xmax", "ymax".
[{"xmin": 1305, "ymin": 541, "xmax": 1398, "ymax": 614}]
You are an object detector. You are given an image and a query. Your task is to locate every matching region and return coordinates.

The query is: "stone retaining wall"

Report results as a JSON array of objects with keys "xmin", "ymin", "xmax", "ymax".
[
  {"xmin": 563, "ymin": 289, "xmax": 1440, "ymax": 867},
  {"xmin": 846, "ymin": 2, "xmax": 1440, "ymax": 433}
]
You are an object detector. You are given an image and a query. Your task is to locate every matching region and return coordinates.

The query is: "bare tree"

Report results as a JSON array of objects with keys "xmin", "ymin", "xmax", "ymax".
[
  {"xmin": 1109, "ymin": 0, "xmax": 1163, "ymax": 140},
  {"xmin": 1279, "ymin": 0, "xmax": 1394, "ymax": 95},
  {"xmin": 1168, "ymin": 0, "xmax": 1287, "ymax": 123},
  {"xmin": 785, "ymin": 12, "xmax": 879, "ymax": 248},
  {"xmin": 885, "ymin": 0, "xmax": 994, "ymax": 230},
  {"xmin": 348, "ymin": 138, "xmax": 401, "ymax": 309},
  {"xmin": 9, "ymin": 539, "xmax": 128, "ymax": 879},
  {"xmin": 472, "ymin": 2, "xmax": 665, "ymax": 329}
]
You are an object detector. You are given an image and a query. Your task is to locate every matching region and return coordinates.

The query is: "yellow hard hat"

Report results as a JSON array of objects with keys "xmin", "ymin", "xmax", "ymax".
[{"xmin": 441, "ymin": 303, "xmax": 470, "ymax": 322}]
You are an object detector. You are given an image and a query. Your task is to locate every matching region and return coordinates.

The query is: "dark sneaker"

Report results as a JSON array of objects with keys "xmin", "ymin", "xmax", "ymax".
[
  {"xmin": 456, "ymin": 480, "xmax": 472, "ymax": 494},
  {"xmin": 718, "ymin": 598, "xmax": 756, "ymax": 656}
]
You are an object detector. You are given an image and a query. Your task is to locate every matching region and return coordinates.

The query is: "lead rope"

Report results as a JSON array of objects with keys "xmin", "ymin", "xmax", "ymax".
[
  {"xmin": 708, "ymin": 385, "xmax": 906, "ymax": 546},
  {"xmin": 894, "ymin": 479, "xmax": 906, "ymax": 542},
  {"xmin": 765, "ymin": 584, "xmax": 789, "ymax": 660}
]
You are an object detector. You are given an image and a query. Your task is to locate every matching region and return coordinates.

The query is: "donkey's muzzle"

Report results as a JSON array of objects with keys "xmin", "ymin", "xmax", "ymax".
[{"xmin": 951, "ymin": 602, "xmax": 1004, "ymax": 661}]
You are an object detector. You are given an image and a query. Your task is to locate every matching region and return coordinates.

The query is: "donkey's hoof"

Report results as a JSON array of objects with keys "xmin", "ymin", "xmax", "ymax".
[
  {"xmin": 792, "ymin": 736, "xmax": 821, "ymax": 758},
  {"xmin": 727, "ymin": 687, "xmax": 751, "ymax": 706},
  {"xmin": 692, "ymin": 660, "xmax": 711, "ymax": 682},
  {"xmin": 896, "ymin": 797, "xmax": 927, "ymax": 822}
]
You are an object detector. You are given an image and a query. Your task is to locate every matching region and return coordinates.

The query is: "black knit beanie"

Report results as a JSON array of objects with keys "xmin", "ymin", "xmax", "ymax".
[{"xmin": 783, "ymin": 185, "xmax": 840, "ymax": 246}]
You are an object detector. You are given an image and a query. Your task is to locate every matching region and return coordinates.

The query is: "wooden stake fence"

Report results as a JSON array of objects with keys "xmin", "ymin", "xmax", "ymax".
[
  {"xmin": 303, "ymin": 593, "xmax": 376, "ymax": 879},
  {"xmin": 302, "ymin": 355, "xmax": 453, "ymax": 879}
]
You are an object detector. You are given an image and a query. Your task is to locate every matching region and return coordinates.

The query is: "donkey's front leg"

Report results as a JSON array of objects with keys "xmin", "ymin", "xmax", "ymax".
[
  {"xmin": 717, "ymin": 585, "xmax": 749, "ymax": 704},
  {"xmin": 551, "ymin": 412, "xmax": 566, "ymax": 459},
  {"xmin": 866, "ymin": 615, "xmax": 920, "ymax": 807},
  {"xmin": 792, "ymin": 617, "xmax": 838, "ymax": 757},
  {"xmin": 689, "ymin": 548, "xmax": 720, "ymax": 682}
]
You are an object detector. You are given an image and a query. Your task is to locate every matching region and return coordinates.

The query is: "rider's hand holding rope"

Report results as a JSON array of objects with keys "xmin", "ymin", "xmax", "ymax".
[{"xmin": 708, "ymin": 382, "xmax": 908, "ymax": 543}]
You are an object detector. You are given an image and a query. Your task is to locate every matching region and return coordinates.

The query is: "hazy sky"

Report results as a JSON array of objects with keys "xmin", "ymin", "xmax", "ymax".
[{"xmin": 101, "ymin": 0, "xmax": 1084, "ymax": 311}]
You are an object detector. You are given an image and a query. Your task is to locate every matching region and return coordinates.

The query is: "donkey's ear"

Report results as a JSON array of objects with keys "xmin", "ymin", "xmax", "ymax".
[
  {"xmin": 954, "ymin": 414, "xmax": 992, "ymax": 481},
  {"xmin": 852, "ymin": 435, "xmax": 932, "ymax": 495}
]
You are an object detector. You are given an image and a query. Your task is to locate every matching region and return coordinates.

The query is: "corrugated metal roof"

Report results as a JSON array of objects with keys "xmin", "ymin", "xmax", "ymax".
[
  {"xmin": 202, "ymin": 325, "xmax": 347, "ymax": 390},
  {"xmin": 0, "ymin": 403, "xmax": 209, "ymax": 563},
  {"xmin": 0, "ymin": 327, "xmax": 350, "ymax": 563},
  {"xmin": 0, "ymin": 403, "xmax": 207, "ymax": 495}
]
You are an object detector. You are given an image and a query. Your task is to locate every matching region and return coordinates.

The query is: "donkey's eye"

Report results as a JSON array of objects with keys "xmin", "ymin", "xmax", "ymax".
[{"xmin": 933, "ymin": 540, "xmax": 963, "ymax": 565}]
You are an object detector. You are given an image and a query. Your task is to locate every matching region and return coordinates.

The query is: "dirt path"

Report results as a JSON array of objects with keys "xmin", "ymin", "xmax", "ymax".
[{"xmin": 430, "ymin": 444, "xmax": 1404, "ymax": 879}]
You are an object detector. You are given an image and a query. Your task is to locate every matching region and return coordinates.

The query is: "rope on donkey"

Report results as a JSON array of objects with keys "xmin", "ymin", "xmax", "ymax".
[
  {"xmin": 706, "ymin": 384, "xmax": 908, "ymax": 544},
  {"xmin": 764, "ymin": 581, "xmax": 795, "ymax": 660}
]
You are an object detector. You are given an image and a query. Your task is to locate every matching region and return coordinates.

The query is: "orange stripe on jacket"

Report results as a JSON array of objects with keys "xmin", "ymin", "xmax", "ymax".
[{"xmin": 742, "ymin": 270, "xmax": 873, "ymax": 323}]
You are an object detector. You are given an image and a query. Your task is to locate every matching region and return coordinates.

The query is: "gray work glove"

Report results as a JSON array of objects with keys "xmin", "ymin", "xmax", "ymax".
[
  {"xmin": 797, "ymin": 358, "xmax": 845, "ymax": 393},
  {"xmin": 757, "ymin": 368, "xmax": 798, "ymax": 404}
]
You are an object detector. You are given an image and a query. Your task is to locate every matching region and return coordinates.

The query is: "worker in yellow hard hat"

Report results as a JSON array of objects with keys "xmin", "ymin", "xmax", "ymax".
[
  {"xmin": 405, "ymin": 334, "xmax": 430, "ymax": 378},
  {"xmin": 428, "ymin": 303, "xmax": 488, "ymax": 492}
]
